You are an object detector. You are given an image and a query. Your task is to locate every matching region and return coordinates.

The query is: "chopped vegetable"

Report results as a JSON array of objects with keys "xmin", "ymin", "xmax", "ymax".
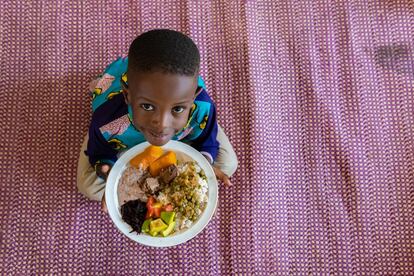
[
  {"xmin": 130, "ymin": 145, "xmax": 163, "ymax": 169},
  {"xmin": 145, "ymin": 196, "xmax": 164, "ymax": 219},
  {"xmin": 161, "ymin": 221, "xmax": 176, "ymax": 237},
  {"xmin": 150, "ymin": 218, "xmax": 168, "ymax": 233},
  {"xmin": 141, "ymin": 219, "xmax": 151, "ymax": 233},
  {"xmin": 160, "ymin": 211, "xmax": 175, "ymax": 225},
  {"xmin": 163, "ymin": 204, "xmax": 174, "ymax": 212}
]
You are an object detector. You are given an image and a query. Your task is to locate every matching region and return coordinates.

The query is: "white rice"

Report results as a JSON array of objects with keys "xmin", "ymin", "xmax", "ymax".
[{"xmin": 156, "ymin": 162, "xmax": 208, "ymax": 232}]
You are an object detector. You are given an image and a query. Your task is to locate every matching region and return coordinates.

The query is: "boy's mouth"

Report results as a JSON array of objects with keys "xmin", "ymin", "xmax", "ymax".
[
  {"xmin": 149, "ymin": 130, "xmax": 169, "ymax": 138},
  {"xmin": 145, "ymin": 130, "xmax": 172, "ymax": 145}
]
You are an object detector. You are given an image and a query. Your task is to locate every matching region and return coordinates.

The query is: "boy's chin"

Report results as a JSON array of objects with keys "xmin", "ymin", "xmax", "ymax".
[
  {"xmin": 147, "ymin": 140, "xmax": 169, "ymax": 147},
  {"xmin": 144, "ymin": 134, "xmax": 172, "ymax": 147}
]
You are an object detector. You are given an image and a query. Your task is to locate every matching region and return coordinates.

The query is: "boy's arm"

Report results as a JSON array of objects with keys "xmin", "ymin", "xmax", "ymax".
[
  {"xmin": 190, "ymin": 103, "xmax": 220, "ymax": 164},
  {"xmin": 85, "ymin": 122, "xmax": 118, "ymax": 178},
  {"xmin": 192, "ymin": 103, "xmax": 233, "ymax": 186}
]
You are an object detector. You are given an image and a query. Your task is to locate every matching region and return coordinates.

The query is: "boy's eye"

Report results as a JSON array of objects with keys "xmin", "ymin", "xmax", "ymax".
[
  {"xmin": 141, "ymin": 104, "xmax": 154, "ymax": 111},
  {"xmin": 172, "ymin": 106, "xmax": 185, "ymax": 114}
]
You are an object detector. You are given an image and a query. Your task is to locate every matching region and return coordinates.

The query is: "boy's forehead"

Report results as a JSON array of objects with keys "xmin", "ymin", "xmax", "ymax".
[
  {"xmin": 129, "ymin": 70, "xmax": 196, "ymax": 84},
  {"xmin": 128, "ymin": 71, "xmax": 198, "ymax": 100}
]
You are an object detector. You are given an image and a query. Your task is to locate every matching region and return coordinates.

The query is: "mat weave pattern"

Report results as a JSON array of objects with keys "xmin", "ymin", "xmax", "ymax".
[{"xmin": 1, "ymin": 1, "xmax": 413, "ymax": 275}]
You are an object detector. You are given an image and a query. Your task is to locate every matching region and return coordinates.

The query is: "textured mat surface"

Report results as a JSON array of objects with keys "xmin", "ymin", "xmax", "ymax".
[{"xmin": 1, "ymin": 1, "xmax": 413, "ymax": 275}]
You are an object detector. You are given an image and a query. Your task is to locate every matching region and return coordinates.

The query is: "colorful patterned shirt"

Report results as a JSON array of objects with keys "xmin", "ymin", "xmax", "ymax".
[{"xmin": 85, "ymin": 57, "xmax": 219, "ymax": 169}]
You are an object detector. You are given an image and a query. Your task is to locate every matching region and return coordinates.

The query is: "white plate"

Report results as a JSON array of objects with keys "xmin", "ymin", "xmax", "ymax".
[{"xmin": 105, "ymin": 140, "xmax": 218, "ymax": 247}]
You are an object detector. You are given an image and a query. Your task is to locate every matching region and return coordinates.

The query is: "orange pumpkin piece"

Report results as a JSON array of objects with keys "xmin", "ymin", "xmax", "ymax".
[
  {"xmin": 130, "ymin": 145, "xmax": 163, "ymax": 169},
  {"xmin": 149, "ymin": 151, "xmax": 177, "ymax": 176},
  {"xmin": 145, "ymin": 145, "xmax": 164, "ymax": 160}
]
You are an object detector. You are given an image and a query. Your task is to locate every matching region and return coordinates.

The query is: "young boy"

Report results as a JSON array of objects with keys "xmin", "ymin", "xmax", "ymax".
[{"xmin": 77, "ymin": 29, "xmax": 238, "ymax": 211}]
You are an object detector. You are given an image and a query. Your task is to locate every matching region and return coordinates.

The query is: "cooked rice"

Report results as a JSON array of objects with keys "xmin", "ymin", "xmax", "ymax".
[{"xmin": 156, "ymin": 162, "xmax": 208, "ymax": 231}]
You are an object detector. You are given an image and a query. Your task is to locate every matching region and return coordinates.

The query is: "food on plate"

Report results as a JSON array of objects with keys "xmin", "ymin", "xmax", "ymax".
[
  {"xmin": 161, "ymin": 221, "xmax": 176, "ymax": 237},
  {"xmin": 117, "ymin": 167, "xmax": 148, "ymax": 204},
  {"xmin": 145, "ymin": 196, "xmax": 163, "ymax": 219},
  {"xmin": 159, "ymin": 165, "xmax": 178, "ymax": 186},
  {"xmin": 149, "ymin": 218, "xmax": 168, "ymax": 236},
  {"xmin": 141, "ymin": 211, "xmax": 177, "ymax": 237},
  {"xmin": 149, "ymin": 151, "xmax": 177, "ymax": 176},
  {"xmin": 161, "ymin": 211, "xmax": 175, "ymax": 225},
  {"xmin": 141, "ymin": 219, "xmax": 151, "ymax": 233},
  {"xmin": 118, "ymin": 145, "xmax": 208, "ymax": 237},
  {"xmin": 130, "ymin": 145, "xmax": 163, "ymax": 169},
  {"xmin": 120, "ymin": 199, "xmax": 147, "ymax": 233},
  {"xmin": 158, "ymin": 162, "xmax": 208, "ymax": 225}
]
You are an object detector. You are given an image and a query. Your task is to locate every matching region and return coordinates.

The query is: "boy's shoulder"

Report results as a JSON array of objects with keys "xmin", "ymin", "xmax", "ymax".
[
  {"xmin": 90, "ymin": 57, "xmax": 128, "ymax": 112},
  {"xmin": 191, "ymin": 88, "xmax": 216, "ymax": 125},
  {"xmin": 195, "ymin": 87, "xmax": 213, "ymax": 103},
  {"xmin": 90, "ymin": 93, "xmax": 128, "ymax": 129}
]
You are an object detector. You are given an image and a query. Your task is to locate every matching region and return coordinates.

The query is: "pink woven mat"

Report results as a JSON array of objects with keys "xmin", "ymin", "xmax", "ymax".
[{"xmin": 1, "ymin": 1, "xmax": 413, "ymax": 274}]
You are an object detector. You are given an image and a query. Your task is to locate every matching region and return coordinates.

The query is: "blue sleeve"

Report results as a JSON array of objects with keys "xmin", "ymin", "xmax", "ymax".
[
  {"xmin": 190, "ymin": 103, "xmax": 220, "ymax": 163},
  {"xmin": 85, "ymin": 120, "xmax": 118, "ymax": 169}
]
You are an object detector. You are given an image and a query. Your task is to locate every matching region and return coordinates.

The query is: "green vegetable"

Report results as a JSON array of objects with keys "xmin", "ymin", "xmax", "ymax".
[
  {"xmin": 141, "ymin": 219, "xmax": 151, "ymax": 233},
  {"xmin": 161, "ymin": 211, "xmax": 176, "ymax": 225},
  {"xmin": 161, "ymin": 221, "xmax": 176, "ymax": 237},
  {"xmin": 150, "ymin": 218, "xmax": 168, "ymax": 233}
]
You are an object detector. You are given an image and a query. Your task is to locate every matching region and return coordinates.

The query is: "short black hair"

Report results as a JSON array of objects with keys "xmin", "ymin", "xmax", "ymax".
[{"xmin": 128, "ymin": 29, "xmax": 200, "ymax": 76}]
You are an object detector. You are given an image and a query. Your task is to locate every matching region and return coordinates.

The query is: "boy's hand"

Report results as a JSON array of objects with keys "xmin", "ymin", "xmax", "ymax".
[
  {"xmin": 96, "ymin": 163, "xmax": 112, "ymax": 180},
  {"xmin": 213, "ymin": 166, "xmax": 232, "ymax": 186},
  {"xmin": 96, "ymin": 163, "xmax": 111, "ymax": 213},
  {"xmin": 101, "ymin": 191, "xmax": 108, "ymax": 213}
]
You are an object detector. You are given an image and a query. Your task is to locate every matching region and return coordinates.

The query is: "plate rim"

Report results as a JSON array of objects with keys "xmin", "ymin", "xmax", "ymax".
[{"xmin": 105, "ymin": 140, "xmax": 218, "ymax": 247}]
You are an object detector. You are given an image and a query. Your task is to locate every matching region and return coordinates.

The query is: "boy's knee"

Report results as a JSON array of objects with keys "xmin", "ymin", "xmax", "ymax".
[
  {"xmin": 77, "ymin": 135, "xmax": 104, "ymax": 201},
  {"xmin": 77, "ymin": 163, "xmax": 105, "ymax": 201},
  {"xmin": 219, "ymin": 162, "xmax": 237, "ymax": 178},
  {"xmin": 215, "ymin": 149, "xmax": 238, "ymax": 178},
  {"xmin": 77, "ymin": 177, "xmax": 105, "ymax": 201},
  {"xmin": 225, "ymin": 155, "xmax": 238, "ymax": 177}
]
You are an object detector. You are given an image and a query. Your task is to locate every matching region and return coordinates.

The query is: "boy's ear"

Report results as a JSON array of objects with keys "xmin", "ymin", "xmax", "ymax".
[
  {"xmin": 121, "ymin": 74, "xmax": 131, "ymax": 105},
  {"xmin": 122, "ymin": 88, "xmax": 131, "ymax": 105}
]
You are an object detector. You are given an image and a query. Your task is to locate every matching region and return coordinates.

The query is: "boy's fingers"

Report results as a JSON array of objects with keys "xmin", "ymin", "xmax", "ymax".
[
  {"xmin": 102, "ymin": 164, "xmax": 111, "ymax": 180},
  {"xmin": 101, "ymin": 200, "xmax": 108, "ymax": 213},
  {"xmin": 216, "ymin": 169, "xmax": 231, "ymax": 186},
  {"xmin": 213, "ymin": 166, "xmax": 232, "ymax": 186},
  {"xmin": 221, "ymin": 174, "xmax": 232, "ymax": 186},
  {"xmin": 101, "ymin": 193, "xmax": 108, "ymax": 213},
  {"xmin": 96, "ymin": 163, "xmax": 112, "ymax": 181},
  {"xmin": 101, "ymin": 164, "xmax": 110, "ymax": 173}
]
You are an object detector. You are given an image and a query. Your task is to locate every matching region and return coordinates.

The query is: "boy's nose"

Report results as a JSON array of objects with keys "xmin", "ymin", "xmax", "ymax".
[{"xmin": 151, "ymin": 112, "xmax": 170, "ymax": 131}]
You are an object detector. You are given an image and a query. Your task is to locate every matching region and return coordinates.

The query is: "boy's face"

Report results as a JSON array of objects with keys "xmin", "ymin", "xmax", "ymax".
[{"xmin": 123, "ymin": 71, "xmax": 199, "ymax": 146}]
